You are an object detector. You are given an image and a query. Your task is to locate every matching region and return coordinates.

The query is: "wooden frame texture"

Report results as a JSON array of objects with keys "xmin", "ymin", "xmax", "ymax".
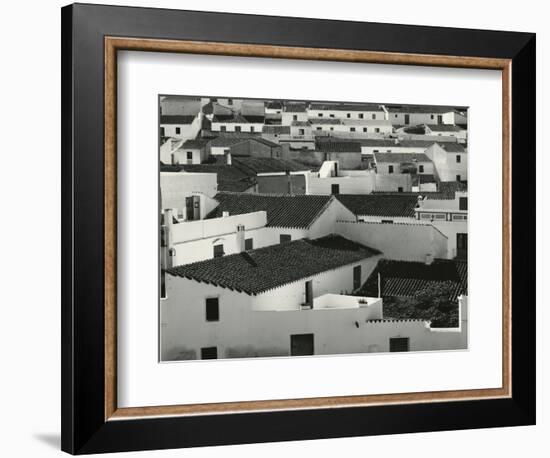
[{"xmin": 62, "ymin": 3, "xmax": 535, "ymax": 454}]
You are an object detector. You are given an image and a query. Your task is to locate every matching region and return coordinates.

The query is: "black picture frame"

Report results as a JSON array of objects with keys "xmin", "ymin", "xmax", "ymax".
[{"xmin": 61, "ymin": 3, "xmax": 536, "ymax": 454}]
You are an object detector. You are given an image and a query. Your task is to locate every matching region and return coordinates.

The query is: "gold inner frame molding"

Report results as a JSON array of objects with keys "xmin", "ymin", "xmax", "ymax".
[{"xmin": 104, "ymin": 36, "xmax": 512, "ymax": 421}]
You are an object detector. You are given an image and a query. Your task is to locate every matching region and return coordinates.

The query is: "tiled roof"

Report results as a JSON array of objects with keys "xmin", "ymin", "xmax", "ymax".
[
  {"xmin": 386, "ymin": 105, "xmax": 460, "ymax": 114},
  {"xmin": 341, "ymin": 119, "xmax": 392, "ymax": 126},
  {"xmin": 336, "ymin": 194, "xmax": 420, "ymax": 217},
  {"xmin": 316, "ymin": 139, "xmax": 362, "ymax": 153},
  {"xmin": 160, "ymin": 115, "xmax": 196, "ymax": 125},
  {"xmin": 425, "ymin": 124, "xmax": 463, "ymax": 132},
  {"xmin": 309, "ymin": 118, "xmax": 343, "ymax": 125},
  {"xmin": 266, "ymin": 101, "xmax": 283, "ymax": 109},
  {"xmin": 284, "ymin": 102, "xmax": 307, "ymax": 112},
  {"xmin": 358, "ymin": 139, "xmax": 436, "ymax": 148},
  {"xmin": 263, "ymin": 125, "xmax": 291, "ymax": 135},
  {"xmin": 166, "ymin": 235, "xmax": 381, "ymax": 295},
  {"xmin": 212, "ymin": 114, "xmax": 265, "ymax": 124},
  {"xmin": 438, "ymin": 142, "xmax": 466, "ymax": 153},
  {"xmin": 362, "ymin": 258, "xmax": 467, "ymax": 301},
  {"xmin": 233, "ymin": 157, "xmax": 310, "ymax": 174},
  {"xmin": 397, "ymin": 140, "xmax": 438, "ymax": 148},
  {"xmin": 412, "ymin": 174, "xmax": 437, "ymax": 185},
  {"xmin": 181, "ymin": 138, "xmax": 210, "ymax": 149},
  {"xmin": 374, "ymin": 152, "xmax": 432, "ymax": 163},
  {"xmin": 433, "ymin": 181, "xmax": 468, "ymax": 198},
  {"xmin": 309, "ymin": 103, "xmax": 383, "ymax": 112},
  {"xmin": 207, "ymin": 192, "xmax": 334, "ymax": 228},
  {"xmin": 291, "ymin": 120, "xmax": 311, "ymax": 127}
]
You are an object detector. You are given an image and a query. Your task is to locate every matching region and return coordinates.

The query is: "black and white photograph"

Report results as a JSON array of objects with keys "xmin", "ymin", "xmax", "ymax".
[{"xmin": 159, "ymin": 96, "xmax": 468, "ymax": 361}]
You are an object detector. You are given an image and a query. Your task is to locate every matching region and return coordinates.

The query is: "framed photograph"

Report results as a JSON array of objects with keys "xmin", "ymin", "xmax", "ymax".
[{"xmin": 61, "ymin": 3, "xmax": 536, "ymax": 454}]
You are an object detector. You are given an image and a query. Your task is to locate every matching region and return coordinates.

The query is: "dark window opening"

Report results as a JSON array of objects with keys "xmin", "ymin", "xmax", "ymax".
[
  {"xmin": 459, "ymin": 197, "xmax": 468, "ymax": 210},
  {"xmin": 235, "ymin": 126, "xmax": 241, "ymax": 132},
  {"xmin": 359, "ymin": 113, "xmax": 364, "ymax": 119},
  {"xmin": 350, "ymin": 127, "xmax": 356, "ymax": 132},
  {"xmin": 419, "ymin": 165, "xmax": 424, "ymax": 173},
  {"xmin": 280, "ymin": 234, "xmax": 291, "ymax": 244},
  {"xmin": 388, "ymin": 165, "xmax": 394, "ymax": 174},
  {"xmin": 304, "ymin": 280, "xmax": 313, "ymax": 306},
  {"xmin": 331, "ymin": 184, "xmax": 340, "ymax": 195},
  {"xmin": 205, "ymin": 297, "xmax": 219, "ymax": 322},
  {"xmin": 187, "ymin": 151, "xmax": 193, "ymax": 160},
  {"xmin": 213, "ymin": 244, "xmax": 224, "ymax": 258},
  {"xmin": 372, "ymin": 114, "xmax": 376, "ymax": 120},
  {"xmin": 456, "ymin": 154, "xmax": 461, "ymax": 163},
  {"xmin": 245, "ymin": 238, "xmax": 253, "ymax": 251},
  {"xmin": 397, "ymin": 187, "xmax": 403, "ymax": 193},
  {"xmin": 290, "ymin": 334, "xmax": 314, "ymax": 356},
  {"xmin": 390, "ymin": 337, "xmax": 410, "ymax": 352},
  {"xmin": 201, "ymin": 347, "xmax": 218, "ymax": 359},
  {"xmin": 353, "ymin": 265, "xmax": 362, "ymax": 290},
  {"xmin": 456, "ymin": 175, "xmax": 461, "ymax": 182},
  {"xmin": 220, "ymin": 126, "xmax": 226, "ymax": 132},
  {"xmin": 175, "ymin": 127, "xmax": 181, "ymax": 134}
]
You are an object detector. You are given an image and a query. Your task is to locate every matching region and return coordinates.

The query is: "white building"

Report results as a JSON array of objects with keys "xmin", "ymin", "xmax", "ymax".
[
  {"xmin": 373, "ymin": 152, "xmax": 435, "ymax": 176},
  {"xmin": 281, "ymin": 102, "xmax": 308, "ymax": 125},
  {"xmin": 308, "ymin": 102, "xmax": 387, "ymax": 121},
  {"xmin": 415, "ymin": 190, "xmax": 468, "ymax": 259},
  {"xmin": 360, "ymin": 139, "xmax": 436, "ymax": 156},
  {"xmin": 307, "ymin": 160, "xmax": 412, "ymax": 195},
  {"xmin": 424, "ymin": 142, "xmax": 468, "ymax": 182},
  {"xmin": 171, "ymin": 138, "xmax": 210, "ymax": 165},
  {"xmin": 161, "ymin": 235, "xmax": 467, "ymax": 360},
  {"xmin": 211, "ymin": 114, "xmax": 265, "ymax": 133},
  {"xmin": 385, "ymin": 105, "xmax": 466, "ymax": 126},
  {"xmin": 334, "ymin": 119, "xmax": 394, "ymax": 136},
  {"xmin": 160, "ymin": 114, "xmax": 202, "ymax": 142},
  {"xmin": 424, "ymin": 124, "xmax": 468, "ymax": 142}
]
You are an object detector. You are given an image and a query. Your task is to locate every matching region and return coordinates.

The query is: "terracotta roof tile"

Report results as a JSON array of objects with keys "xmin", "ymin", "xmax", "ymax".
[{"xmin": 167, "ymin": 235, "xmax": 381, "ymax": 295}]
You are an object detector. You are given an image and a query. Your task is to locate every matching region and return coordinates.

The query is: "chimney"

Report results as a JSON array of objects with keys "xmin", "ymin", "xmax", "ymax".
[
  {"xmin": 226, "ymin": 152, "xmax": 232, "ymax": 165},
  {"xmin": 425, "ymin": 253, "xmax": 434, "ymax": 265},
  {"xmin": 286, "ymin": 170, "xmax": 293, "ymax": 195},
  {"xmin": 235, "ymin": 224, "xmax": 245, "ymax": 253},
  {"xmin": 222, "ymin": 211, "xmax": 230, "ymax": 218}
]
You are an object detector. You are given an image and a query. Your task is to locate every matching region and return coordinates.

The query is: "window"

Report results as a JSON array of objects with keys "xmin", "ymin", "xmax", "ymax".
[
  {"xmin": 304, "ymin": 280, "xmax": 313, "ymax": 306},
  {"xmin": 220, "ymin": 125, "xmax": 226, "ymax": 132},
  {"xmin": 456, "ymin": 174, "xmax": 461, "ymax": 182},
  {"xmin": 250, "ymin": 126, "xmax": 255, "ymax": 133},
  {"xmin": 186, "ymin": 151, "xmax": 193, "ymax": 160},
  {"xmin": 290, "ymin": 334, "xmax": 314, "ymax": 356},
  {"xmin": 353, "ymin": 265, "xmax": 362, "ymax": 290},
  {"xmin": 245, "ymin": 238, "xmax": 253, "ymax": 250},
  {"xmin": 381, "ymin": 219, "xmax": 394, "ymax": 224},
  {"xmin": 363, "ymin": 127, "xmax": 367, "ymax": 132},
  {"xmin": 227, "ymin": 98, "xmax": 233, "ymax": 105},
  {"xmin": 375, "ymin": 128, "xmax": 380, "ymax": 133},
  {"xmin": 299, "ymin": 129, "xmax": 305, "ymax": 135},
  {"xmin": 430, "ymin": 114, "xmax": 435, "ymax": 119},
  {"xmin": 347, "ymin": 113, "xmax": 351, "ymax": 118},
  {"xmin": 459, "ymin": 197, "xmax": 468, "ymax": 210},
  {"xmin": 397, "ymin": 187, "xmax": 403, "ymax": 193},
  {"xmin": 359, "ymin": 113, "xmax": 364, "ymax": 119},
  {"xmin": 330, "ymin": 114, "xmax": 335, "ymax": 118},
  {"xmin": 388, "ymin": 165, "xmax": 394, "ymax": 174},
  {"xmin": 372, "ymin": 114, "xmax": 376, "ymax": 120},
  {"xmin": 318, "ymin": 113, "xmax": 323, "ymax": 117},
  {"xmin": 293, "ymin": 115, "xmax": 298, "ymax": 121},
  {"xmin": 235, "ymin": 126, "xmax": 241, "ymax": 132},
  {"xmin": 160, "ymin": 127, "xmax": 165, "ymax": 136},
  {"xmin": 213, "ymin": 244, "xmax": 224, "ymax": 258},
  {"xmin": 419, "ymin": 165, "xmax": 424, "ymax": 173},
  {"xmin": 316, "ymin": 127, "xmax": 322, "ymax": 131},
  {"xmin": 331, "ymin": 184, "xmax": 340, "ymax": 195},
  {"xmin": 280, "ymin": 234, "xmax": 291, "ymax": 244},
  {"xmin": 330, "ymin": 127, "xmax": 334, "ymax": 131},
  {"xmin": 350, "ymin": 127, "xmax": 356, "ymax": 132},
  {"xmin": 389, "ymin": 337, "xmax": 409, "ymax": 352},
  {"xmin": 205, "ymin": 297, "xmax": 219, "ymax": 322},
  {"xmin": 373, "ymin": 149, "xmax": 379, "ymax": 153},
  {"xmin": 175, "ymin": 127, "xmax": 181, "ymax": 134},
  {"xmin": 456, "ymin": 154, "xmax": 461, "ymax": 163},
  {"xmin": 201, "ymin": 347, "xmax": 218, "ymax": 359}
]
